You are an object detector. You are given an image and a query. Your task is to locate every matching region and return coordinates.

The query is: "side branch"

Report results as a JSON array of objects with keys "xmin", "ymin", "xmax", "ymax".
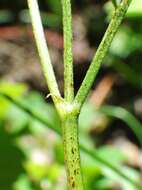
[
  {"xmin": 74, "ymin": 0, "xmax": 132, "ymax": 109},
  {"xmin": 27, "ymin": 0, "xmax": 62, "ymax": 107},
  {"xmin": 62, "ymin": 0, "xmax": 74, "ymax": 102}
]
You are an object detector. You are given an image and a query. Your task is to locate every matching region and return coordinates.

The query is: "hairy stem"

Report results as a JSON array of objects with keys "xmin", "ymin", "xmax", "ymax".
[
  {"xmin": 27, "ymin": 1, "xmax": 134, "ymax": 190},
  {"xmin": 62, "ymin": 116, "xmax": 84, "ymax": 190},
  {"xmin": 27, "ymin": 0, "xmax": 62, "ymax": 110},
  {"xmin": 61, "ymin": 0, "xmax": 74, "ymax": 102},
  {"xmin": 74, "ymin": 0, "xmax": 132, "ymax": 109},
  {"xmin": 1, "ymin": 92, "xmax": 142, "ymax": 190}
]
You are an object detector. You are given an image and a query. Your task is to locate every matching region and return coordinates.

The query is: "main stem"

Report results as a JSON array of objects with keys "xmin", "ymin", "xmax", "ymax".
[{"xmin": 62, "ymin": 115, "xmax": 84, "ymax": 190}]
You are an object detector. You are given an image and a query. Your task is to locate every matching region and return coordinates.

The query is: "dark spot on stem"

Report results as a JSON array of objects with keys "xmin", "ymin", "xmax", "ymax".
[
  {"xmin": 72, "ymin": 147, "xmax": 75, "ymax": 154},
  {"xmin": 72, "ymin": 181, "xmax": 75, "ymax": 188}
]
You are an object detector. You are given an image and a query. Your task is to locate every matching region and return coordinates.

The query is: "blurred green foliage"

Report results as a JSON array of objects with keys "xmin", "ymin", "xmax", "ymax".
[
  {"xmin": 0, "ymin": 81, "xmax": 142, "ymax": 190},
  {"xmin": 0, "ymin": 0, "xmax": 142, "ymax": 189}
]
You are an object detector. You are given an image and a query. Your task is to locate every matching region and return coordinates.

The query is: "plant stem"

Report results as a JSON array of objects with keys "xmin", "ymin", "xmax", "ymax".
[
  {"xmin": 1, "ymin": 92, "xmax": 142, "ymax": 190},
  {"xmin": 61, "ymin": 0, "xmax": 74, "ymax": 102},
  {"xmin": 62, "ymin": 116, "xmax": 84, "ymax": 190},
  {"xmin": 27, "ymin": 0, "xmax": 62, "ymax": 110},
  {"xmin": 27, "ymin": 1, "xmax": 134, "ymax": 190},
  {"xmin": 74, "ymin": 0, "xmax": 132, "ymax": 110}
]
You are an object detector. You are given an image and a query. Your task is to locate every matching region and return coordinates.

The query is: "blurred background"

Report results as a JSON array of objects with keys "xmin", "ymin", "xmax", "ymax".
[{"xmin": 0, "ymin": 0, "xmax": 142, "ymax": 189}]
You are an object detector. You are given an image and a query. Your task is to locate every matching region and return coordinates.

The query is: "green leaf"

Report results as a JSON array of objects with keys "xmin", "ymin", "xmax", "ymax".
[
  {"xmin": 0, "ymin": 82, "xmax": 27, "ymax": 118},
  {"xmin": 97, "ymin": 146, "xmax": 127, "ymax": 166},
  {"xmin": 46, "ymin": 0, "xmax": 62, "ymax": 15},
  {"xmin": 0, "ymin": 125, "xmax": 24, "ymax": 190},
  {"xmin": 105, "ymin": 0, "xmax": 142, "ymax": 19},
  {"xmin": 0, "ymin": 10, "xmax": 14, "ymax": 24},
  {"xmin": 5, "ymin": 105, "xmax": 29, "ymax": 133},
  {"xmin": 110, "ymin": 26, "xmax": 142, "ymax": 58},
  {"xmin": 1, "ymin": 93, "xmax": 142, "ymax": 189},
  {"xmin": 99, "ymin": 105, "xmax": 142, "ymax": 145},
  {"xmin": 14, "ymin": 175, "xmax": 35, "ymax": 190},
  {"xmin": 127, "ymin": 0, "xmax": 142, "ymax": 18},
  {"xmin": 112, "ymin": 0, "xmax": 117, "ymax": 7}
]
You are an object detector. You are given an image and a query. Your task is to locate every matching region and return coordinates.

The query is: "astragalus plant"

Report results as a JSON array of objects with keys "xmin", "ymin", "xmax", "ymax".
[{"xmin": 27, "ymin": 0, "xmax": 132, "ymax": 189}]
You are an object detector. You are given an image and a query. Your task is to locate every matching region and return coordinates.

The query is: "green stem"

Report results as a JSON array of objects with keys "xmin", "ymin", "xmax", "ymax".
[
  {"xmin": 61, "ymin": 0, "xmax": 74, "ymax": 102},
  {"xmin": 62, "ymin": 116, "xmax": 84, "ymax": 190},
  {"xmin": 27, "ymin": 1, "xmax": 134, "ymax": 190},
  {"xmin": 27, "ymin": 0, "xmax": 62, "ymax": 111},
  {"xmin": 74, "ymin": 0, "xmax": 132, "ymax": 109},
  {"xmin": 1, "ymin": 92, "xmax": 142, "ymax": 190}
]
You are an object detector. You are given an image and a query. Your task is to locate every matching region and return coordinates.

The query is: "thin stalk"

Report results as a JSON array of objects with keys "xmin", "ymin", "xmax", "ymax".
[
  {"xmin": 61, "ymin": 0, "xmax": 74, "ymax": 102},
  {"xmin": 27, "ymin": 0, "xmax": 62, "ymax": 111},
  {"xmin": 74, "ymin": 0, "xmax": 132, "ymax": 110},
  {"xmin": 62, "ymin": 116, "xmax": 84, "ymax": 190},
  {"xmin": 1, "ymin": 92, "xmax": 142, "ymax": 190},
  {"xmin": 27, "ymin": 1, "xmax": 134, "ymax": 190}
]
